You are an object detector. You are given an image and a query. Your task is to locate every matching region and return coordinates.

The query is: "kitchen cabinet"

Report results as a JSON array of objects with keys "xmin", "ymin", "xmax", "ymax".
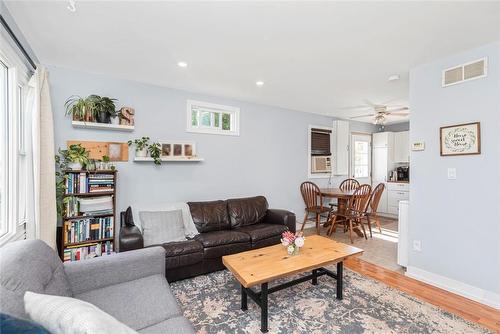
[
  {"xmin": 394, "ymin": 131, "xmax": 410, "ymax": 163},
  {"xmin": 332, "ymin": 120, "xmax": 349, "ymax": 175},
  {"xmin": 387, "ymin": 182, "xmax": 410, "ymax": 215},
  {"xmin": 372, "ymin": 132, "xmax": 395, "ymax": 214}
]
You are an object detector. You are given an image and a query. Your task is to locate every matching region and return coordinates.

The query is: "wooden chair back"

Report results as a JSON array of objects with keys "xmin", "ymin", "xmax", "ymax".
[
  {"xmin": 369, "ymin": 183, "xmax": 385, "ymax": 212},
  {"xmin": 300, "ymin": 181, "xmax": 322, "ymax": 210},
  {"xmin": 347, "ymin": 184, "xmax": 372, "ymax": 214},
  {"xmin": 340, "ymin": 178, "xmax": 360, "ymax": 191}
]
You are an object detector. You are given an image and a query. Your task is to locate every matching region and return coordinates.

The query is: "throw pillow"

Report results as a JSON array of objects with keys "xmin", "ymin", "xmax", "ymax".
[
  {"xmin": 139, "ymin": 210, "xmax": 186, "ymax": 246},
  {"xmin": 24, "ymin": 291, "xmax": 137, "ymax": 334},
  {"xmin": 0, "ymin": 313, "xmax": 50, "ymax": 334}
]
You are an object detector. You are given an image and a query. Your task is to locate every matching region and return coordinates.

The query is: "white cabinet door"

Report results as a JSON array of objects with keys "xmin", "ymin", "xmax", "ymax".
[
  {"xmin": 378, "ymin": 184, "xmax": 389, "ymax": 213},
  {"xmin": 372, "ymin": 147, "xmax": 388, "ymax": 183},
  {"xmin": 373, "ymin": 132, "xmax": 393, "ymax": 148},
  {"xmin": 332, "ymin": 120, "xmax": 349, "ymax": 175},
  {"xmin": 394, "ymin": 131, "xmax": 410, "ymax": 163}
]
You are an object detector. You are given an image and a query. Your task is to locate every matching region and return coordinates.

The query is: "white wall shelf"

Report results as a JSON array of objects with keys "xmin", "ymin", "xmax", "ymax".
[
  {"xmin": 72, "ymin": 121, "xmax": 135, "ymax": 132},
  {"xmin": 133, "ymin": 157, "xmax": 204, "ymax": 162}
]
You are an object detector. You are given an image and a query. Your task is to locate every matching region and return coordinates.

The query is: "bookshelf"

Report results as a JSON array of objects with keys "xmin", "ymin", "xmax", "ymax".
[{"xmin": 59, "ymin": 170, "xmax": 117, "ymax": 262}]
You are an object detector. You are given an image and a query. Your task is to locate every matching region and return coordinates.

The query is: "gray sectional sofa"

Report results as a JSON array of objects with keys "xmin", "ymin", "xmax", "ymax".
[{"xmin": 0, "ymin": 239, "xmax": 195, "ymax": 334}]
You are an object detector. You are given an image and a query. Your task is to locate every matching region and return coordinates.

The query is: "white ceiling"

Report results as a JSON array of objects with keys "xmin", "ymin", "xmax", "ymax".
[{"xmin": 5, "ymin": 1, "xmax": 500, "ymax": 124}]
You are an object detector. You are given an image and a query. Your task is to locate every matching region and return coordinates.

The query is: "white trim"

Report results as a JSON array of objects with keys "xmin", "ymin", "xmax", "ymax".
[
  {"xmin": 442, "ymin": 57, "xmax": 488, "ymax": 87},
  {"xmin": 72, "ymin": 121, "xmax": 134, "ymax": 132},
  {"xmin": 406, "ymin": 266, "xmax": 500, "ymax": 310},
  {"xmin": 186, "ymin": 99, "xmax": 240, "ymax": 136},
  {"xmin": 307, "ymin": 124, "xmax": 332, "ymax": 179},
  {"xmin": 134, "ymin": 157, "xmax": 204, "ymax": 162}
]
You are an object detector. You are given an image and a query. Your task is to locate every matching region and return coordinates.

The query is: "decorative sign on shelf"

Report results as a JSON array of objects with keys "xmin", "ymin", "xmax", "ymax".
[{"xmin": 439, "ymin": 122, "xmax": 480, "ymax": 156}]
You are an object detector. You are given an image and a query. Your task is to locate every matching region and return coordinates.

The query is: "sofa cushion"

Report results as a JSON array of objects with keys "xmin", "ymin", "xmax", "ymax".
[
  {"xmin": 203, "ymin": 243, "xmax": 251, "ymax": 259},
  {"xmin": 0, "ymin": 240, "xmax": 72, "ymax": 319},
  {"xmin": 235, "ymin": 224, "xmax": 287, "ymax": 243},
  {"xmin": 227, "ymin": 196, "xmax": 269, "ymax": 228},
  {"xmin": 138, "ymin": 316, "xmax": 195, "ymax": 334},
  {"xmin": 161, "ymin": 240, "xmax": 203, "ymax": 269},
  {"xmin": 75, "ymin": 274, "xmax": 181, "ymax": 331},
  {"xmin": 194, "ymin": 230, "xmax": 250, "ymax": 248},
  {"xmin": 188, "ymin": 200, "xmax": 230, "ymax": 232},
  {"xmin": 0, "ymin": 313, "xmax": 50, "ymax": 334},
  {"xmin": 24, "ymin": 291, "xmax": 137, "ymax": 334}
]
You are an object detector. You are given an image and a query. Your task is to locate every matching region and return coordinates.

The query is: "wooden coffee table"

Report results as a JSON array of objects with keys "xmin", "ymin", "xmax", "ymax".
[{"xmin": 222, "ymin": 235, "xmax": 363, "ymax": 333}]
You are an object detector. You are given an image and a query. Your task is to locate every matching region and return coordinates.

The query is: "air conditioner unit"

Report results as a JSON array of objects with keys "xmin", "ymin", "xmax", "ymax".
[{"xmin": 311, "ymin": 156, "xmax": 331, "ymax": 174}]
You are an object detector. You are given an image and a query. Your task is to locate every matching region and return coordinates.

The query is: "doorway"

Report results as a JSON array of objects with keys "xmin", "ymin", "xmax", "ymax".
[{"xmin": 350, "ymin": 133, "xmax": 372, "ymax": 185}]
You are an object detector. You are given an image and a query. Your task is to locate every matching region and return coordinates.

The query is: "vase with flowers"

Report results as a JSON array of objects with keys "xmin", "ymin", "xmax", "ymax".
[{"xmin": 281, "ymin": 231, "xmax": 305, "ymax": 255}]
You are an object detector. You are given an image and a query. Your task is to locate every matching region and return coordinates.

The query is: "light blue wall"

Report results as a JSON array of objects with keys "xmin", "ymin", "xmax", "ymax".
[
  {"xmin": 409, "ymin": 41, "xmax": 500, "ymax": 298},
  {"xmin": 48, "ymin": 66, "xmax": 377, "ymax": 221}
]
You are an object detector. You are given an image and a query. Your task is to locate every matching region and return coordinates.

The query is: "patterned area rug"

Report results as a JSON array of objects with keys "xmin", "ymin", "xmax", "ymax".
[{"xmin": 170, "ymin": 268, "xmax": 491, "ymax": 334}]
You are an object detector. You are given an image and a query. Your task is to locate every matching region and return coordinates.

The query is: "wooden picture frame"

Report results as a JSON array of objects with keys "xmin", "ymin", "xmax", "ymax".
[
  {"xmin": 160, "ymin": 141, "xmax": 196, "ymax": 158},
  {"xmin": 440, "ymin": 122, "xmax": 481, "ymax": 156}
]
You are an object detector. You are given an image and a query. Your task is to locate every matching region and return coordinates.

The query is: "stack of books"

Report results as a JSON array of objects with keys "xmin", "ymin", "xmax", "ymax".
[
  {"xmin": 63, "ymin": 241, "xmax": 113, "ymax": 262},
  {"xmin": 64, "ymin": 217, "xmax": 114, "ymax": 244},
  {"xmin": 65, "ymin": 172, "xmax": 88, "ymax": 194},
  {"xmin": 88, "ymin": 174, "xmax": 114, "ymax": 193}
]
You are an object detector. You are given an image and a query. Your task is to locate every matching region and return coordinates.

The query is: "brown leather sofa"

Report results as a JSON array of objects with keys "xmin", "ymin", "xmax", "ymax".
[{"xmin": 119, "ymin": 196, "xmax": 296, "ymax": 282}]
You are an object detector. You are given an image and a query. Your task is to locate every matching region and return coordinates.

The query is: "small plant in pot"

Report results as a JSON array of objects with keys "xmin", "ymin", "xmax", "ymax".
[
  {"xmin": 90, "ymin": 95, "xmax": 118, "ymax": 124},
  {"xmin": 58, "ymin": 144, "xmax": 89, "ymax": 171},
  {"xmin": 109, "ymin": 109, "xmax": 121, "ymax": 125},
  {"xmin": 128, "ymin": 137, "xmax": 150, "ymax": 158},
  {"xmin": 101, "ymin": 155, "xmax": 110, "ymax": 170},
  {"xmin": 148, "ymin": 142, "xmax": 162, "ymax": 165},
  {"xmin": 65, "ymin": 95, "xmax": 97, "ymax": 122}
]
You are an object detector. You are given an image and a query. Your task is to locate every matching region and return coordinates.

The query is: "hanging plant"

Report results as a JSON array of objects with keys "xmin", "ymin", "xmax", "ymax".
[{"xmin": 148, "ymin": 142, "xmax": 162, "ymax": 165}]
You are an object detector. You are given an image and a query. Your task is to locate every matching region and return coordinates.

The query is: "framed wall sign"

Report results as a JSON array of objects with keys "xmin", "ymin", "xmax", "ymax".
[{"xmin": 440, "ymin": 122, "xmax": 480, "ymax": 156}]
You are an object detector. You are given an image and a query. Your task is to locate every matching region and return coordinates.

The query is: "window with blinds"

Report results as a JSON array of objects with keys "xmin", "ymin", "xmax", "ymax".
[{"xmin": 311, "ymin": 128, "xmax": 331, "ymax": 156}]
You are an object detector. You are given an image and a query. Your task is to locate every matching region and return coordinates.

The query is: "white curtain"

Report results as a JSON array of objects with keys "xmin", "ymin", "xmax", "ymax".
[{"xmin": 32, "ymin": 66, "xmax": 57, "ymax": 249}]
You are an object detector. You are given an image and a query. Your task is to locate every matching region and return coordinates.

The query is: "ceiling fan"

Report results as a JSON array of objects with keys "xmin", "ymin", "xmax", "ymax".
[{"xmin": 344, "ymin": 100, "xmax": 410, "ymax": 125}]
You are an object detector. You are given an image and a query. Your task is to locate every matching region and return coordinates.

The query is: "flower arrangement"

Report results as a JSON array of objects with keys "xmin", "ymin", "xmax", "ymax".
[{"xmin": 281, "ymin": 231, "xmax": 306, "ymax": 256}]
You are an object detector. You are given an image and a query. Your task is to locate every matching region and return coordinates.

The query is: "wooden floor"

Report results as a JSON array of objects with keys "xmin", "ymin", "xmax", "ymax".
[{"xmin": 344, "ymin": 257, "xmax": 500, "ymax": 332}]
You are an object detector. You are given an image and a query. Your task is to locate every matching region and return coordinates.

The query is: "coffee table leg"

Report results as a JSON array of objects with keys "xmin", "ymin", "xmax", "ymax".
[
  {"xmin": 312, "ymin": 269, "xmax": 318, "ymax": 285},
  {"xmin": 336, "ymin": 262, "xmax": 343, "ymax": 300},
  {"xmin": 261, "ymin": 283, "xmax": 268, "ymax": 333},
  {"xmin": 241, "ymin": 284, "xmax": 248, "ymax": 311}
]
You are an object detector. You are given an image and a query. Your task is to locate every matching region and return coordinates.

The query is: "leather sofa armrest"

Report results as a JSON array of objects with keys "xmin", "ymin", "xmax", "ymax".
[
  {"xmin": 264, "ymin": 209, "xmax": 296, "ymax": 233},
  {"xmin": 119, "ymin": 225, "xmax": 144, "ymax": 252}
]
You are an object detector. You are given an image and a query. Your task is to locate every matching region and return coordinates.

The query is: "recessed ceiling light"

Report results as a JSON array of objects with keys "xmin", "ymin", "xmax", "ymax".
[
  {"xmin": 256, "ymin": 81, "xmax": 264, "ymax": 86},
  {"xmin": 177, "ymin": 62, "xmax": 188, "ymax": 68},
  {"xmin": 388, "ymin": 74, "xmax": 400, "ymax": 81}
]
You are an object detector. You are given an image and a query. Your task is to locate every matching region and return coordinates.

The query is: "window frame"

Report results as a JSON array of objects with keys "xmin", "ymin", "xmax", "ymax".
[
  {"xmin": 0, "ymin": 34, "xmax": 32, "ymax": 246},
  {"xmin": 186, "ymin": 100, "xmax": 240, "ymax": 136}
]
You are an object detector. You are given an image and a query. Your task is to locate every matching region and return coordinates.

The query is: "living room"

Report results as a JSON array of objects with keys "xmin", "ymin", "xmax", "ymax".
[{"xmin": 1, "ymin": 1, "xmax": 499, "ymax": 333}]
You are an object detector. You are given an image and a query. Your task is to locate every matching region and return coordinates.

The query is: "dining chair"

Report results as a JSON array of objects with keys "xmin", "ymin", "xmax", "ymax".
[
  {"xmin": 365, "ymin": 183, "xmax": 385, "ymax": 237},
  {"xmin": 328, "ymin": 184, "xmax": 372, "ymax": 243},
  {"xmin": 340, "ymin": 178, "xmax": 360, "ymax": 191},
  {"xmin": 328, "ymin": 178, "xmax": 361, "ymax": 212},
  {"xmin": 300, "ymin": 181, "xmax": 330, "ymax": 235}
]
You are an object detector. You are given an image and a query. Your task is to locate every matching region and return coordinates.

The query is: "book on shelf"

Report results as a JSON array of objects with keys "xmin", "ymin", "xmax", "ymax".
[
  {"xmin": 63, "ymin": 241, "xmax": 113, "ymax": 262},
  {"xmin": 65, "ymin": 172, "xmax": 114, "ymax": 194},
  {"xmin": 63, "ymin": 217, "xmax": 114, "ymax": 244}
]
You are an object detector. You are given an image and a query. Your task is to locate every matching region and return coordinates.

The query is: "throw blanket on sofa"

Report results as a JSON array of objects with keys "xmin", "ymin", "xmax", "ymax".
[{"xmin": 132, "ymin": 202, "xmax": 199, "ymax": 239}]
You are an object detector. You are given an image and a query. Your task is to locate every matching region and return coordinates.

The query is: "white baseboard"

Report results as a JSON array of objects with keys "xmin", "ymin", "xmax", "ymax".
[{"xmin": 406, "ymin": 266, "xmax": 500, "ymax": 310}]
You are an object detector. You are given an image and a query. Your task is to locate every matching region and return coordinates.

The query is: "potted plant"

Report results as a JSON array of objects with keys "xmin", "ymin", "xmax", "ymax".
[
  {"xmin": 90, "ymin": 95, "xmax": 118, "ymax": 124},
  {"xmin": 128, "ymin": 137, "xmax": 150, "ymax": 158},
  {"xmin": 58, "ymin": 144, "xmax": 90, "ymax": 170},
  {"xmin": 64, "ymin": 95, "xmax": 97, "ymax": 122},
  {"xmin": 148, "ymin": 142, "xmax": 162, "ymax": 165},
  {"xmin": 110, "ymin": 109, "xmax": 121, "ymax": 125},
  {"xmin": 101, "ymin": 155, "xmax": 110, "ymax": 170}
]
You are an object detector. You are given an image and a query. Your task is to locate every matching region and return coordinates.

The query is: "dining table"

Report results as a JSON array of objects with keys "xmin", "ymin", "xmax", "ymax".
[{"xmin": 319, "ymin": 188, "xmax": 364, "ymax": 237}]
